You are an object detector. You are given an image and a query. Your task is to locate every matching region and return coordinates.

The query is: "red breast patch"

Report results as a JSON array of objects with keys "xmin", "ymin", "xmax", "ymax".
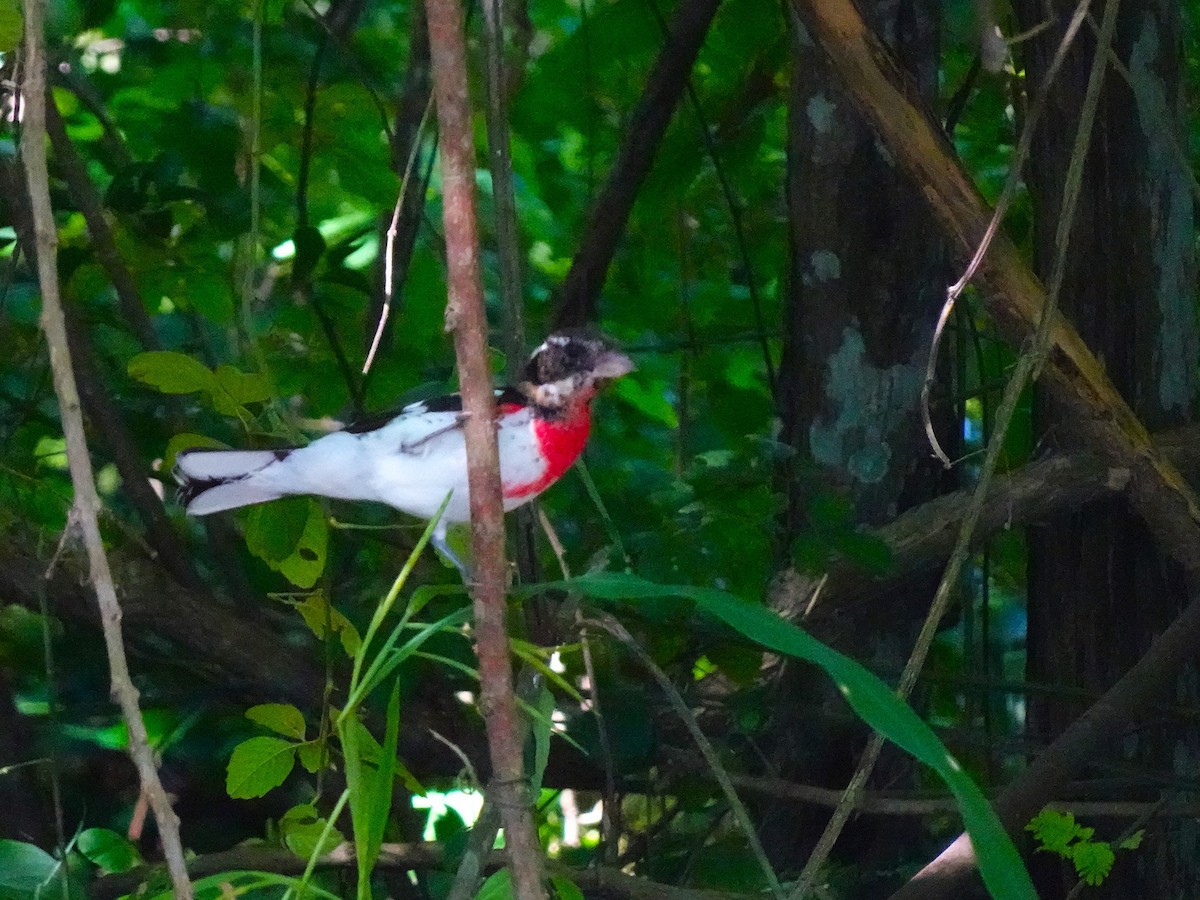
[{"xmin": 503, "ymin": 406, "xmax": 591, "ymax": 500}]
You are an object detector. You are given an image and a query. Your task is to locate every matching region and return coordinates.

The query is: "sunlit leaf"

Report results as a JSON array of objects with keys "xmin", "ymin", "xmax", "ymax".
[
  {"xmin": 78, "ymin": 828, "xmax": 142, "ymax": 873},
  {"xmin": 1072, "ymin": 841, "xmax": 1115, "ymax": 886},
  {"xmin": 226, "ymin": 736, "xmax": 297, "ymax": 799},
  {"xmin": 127, "ymin": 351, "xmax": 215, "ymax": 395},
  {"xmin": 245, "ymin": 703, "xmax": 306, "ymax": 740}
]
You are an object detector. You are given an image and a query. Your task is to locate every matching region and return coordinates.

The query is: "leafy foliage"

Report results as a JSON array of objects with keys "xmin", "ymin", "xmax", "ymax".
[
  {"xmin": 5, "ymin": 0, "xmax": 1192, "ymax": 893},
  {"xmin": 1026, "ymin": 809, "xmax": 1142, "ymax": 888}
]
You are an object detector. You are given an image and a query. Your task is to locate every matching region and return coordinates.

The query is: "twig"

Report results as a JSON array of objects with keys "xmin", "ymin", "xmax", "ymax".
[
  {"xmin": 424, "ymin": 0, "xmax": 546, "ymax": 895},
  {"xmin": 363, "ymin": 93, "xmax": 434, "ymax": 375},
  {"xmin": 791, "ymin": 1, "xmax": 1121, "ymax": 894},
  {"xmin": 295, "ymin": 32, "xmax": 364, "ymax": 413},
  {"xmin": 590, "ymin": 613, "xmax": 784, "ymax": 898},
  {"xmin": 480, "ymin": 0, "xmax": 526, "ymax": 379},
  {"xmin": 36, "ymin": 576, "xmax": 69, "ymax": 900},
  {"xmin": 42, "ymin": 98, "xmax": 157, "ymax": 349},
  {"xmin": 18, "ymin": 4, "xmax": 193, "ymax": 895},
  {"xmin": 919, "ymin": 0, "xmax": 1095, "ymax": 467},
  {"xmin": 446, "ymin": 800, "xmax": 503, "ymax": 900},
  {"xmin": 241, "ymin": 0, "xmax": 264, "ymax": 358},
  {"xmin": 536, "ymin": 508, "xmax": 620, "ymax": 856},
  {"xmin": 479, "ymin": 0, "xmax": 544, "ymax": 594}
]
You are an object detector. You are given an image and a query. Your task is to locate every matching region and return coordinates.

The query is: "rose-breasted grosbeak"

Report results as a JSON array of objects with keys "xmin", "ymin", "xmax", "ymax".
[{"xmin": 174, "ymin": 331, "xmax": 633, "ymax": 573}]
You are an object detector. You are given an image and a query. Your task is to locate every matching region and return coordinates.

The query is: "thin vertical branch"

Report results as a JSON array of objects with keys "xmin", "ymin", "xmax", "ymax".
[
  {"xmin": 480, "ymin": 0, "xmax": 526, "ymax": 378},
  {"xmin": 240, "ymin": 0, "xmax": 265, "ymax": 367},
  {"xmin": 480, "ymin": 0, "xmax": 543, "ymax": 599},
  {"xmin": 424, "ymin": 0, "xmax": 547, "ymax": 895},
  {"xmin": 19, "ymin": 2, "xmax": 192, "ymax": 895}
]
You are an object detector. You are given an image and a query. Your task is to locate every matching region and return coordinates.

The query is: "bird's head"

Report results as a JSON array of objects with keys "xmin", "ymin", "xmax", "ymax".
[{"xmin": 521, "ymin": 330, "xmax": 633, "ymax": 415}]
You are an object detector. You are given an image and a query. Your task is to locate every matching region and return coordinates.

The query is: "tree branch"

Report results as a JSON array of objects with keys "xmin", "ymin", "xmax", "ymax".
[
  {"xmin": 92, "ymin": 842, "xmax": 738, "ymax": 900},
  {"xmin": 791, "ymin": 0, "xmax": 1200, "ymax": 574},
  {"xmin": 19, "ymin": 4, "xmax": 192, "ymax": 893},
  {"xmin": 42, "ymin": 95, "xmax": 158, "ymax": 350},
  {"xmin": 774, "ymin": 424, "xmax": 1200, "ymax": 625},
  {"xmin": 424, "ymin": 0, "xmax": 547, "ymax": 894},
  {"xmin": 889, "ymin": 565, "xmax": 1200, "ymax": 898},
  {"xmin": 553, "ymin": 0, "xmax": 723, "ymax": 328}
]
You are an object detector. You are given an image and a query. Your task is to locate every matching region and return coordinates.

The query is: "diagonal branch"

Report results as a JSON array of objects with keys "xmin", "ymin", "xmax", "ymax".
[
  {"xmin": 19, "ymin": 4, "xmax": 192, "ymax": 895},
  {"xmin": 791, "ymin": 0, "xmax": 1200, "ymax": 574},
  {"xmin": 553, "ymin": 0, "xmax": 723, "ymax": 328},
  {"xmin": 776, "ymin": 424, "xmax": 1200, "ymax": 624},
  {"xmin": 889, "ymin": 568, "xmax": 1200, "ymax": 899},
  {"xmin": 43, "ymin": 96, "xmax": 158, "ymax": 350}
]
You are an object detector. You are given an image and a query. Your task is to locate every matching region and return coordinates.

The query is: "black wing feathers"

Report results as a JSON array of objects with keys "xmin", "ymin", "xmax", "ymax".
[{"xmin": 344, "ymin": 387, "xmax": 527, "ymax": 434}]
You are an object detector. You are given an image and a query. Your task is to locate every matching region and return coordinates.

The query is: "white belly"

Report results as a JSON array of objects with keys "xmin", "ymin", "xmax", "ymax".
[{"xmin": 262, "ymin": 407, "xmax": 550, "ymax": 524}]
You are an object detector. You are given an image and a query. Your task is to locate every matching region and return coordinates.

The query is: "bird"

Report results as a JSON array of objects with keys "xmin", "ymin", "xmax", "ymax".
[{"xmin": 174, "ymin": 330, "xmax": 634, "ymax": 574}]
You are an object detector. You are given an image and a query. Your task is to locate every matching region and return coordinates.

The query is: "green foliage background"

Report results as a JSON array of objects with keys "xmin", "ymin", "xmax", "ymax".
[{"xmin": 2, "ymin": 0, "xmax": 1189, "ymax": 895}]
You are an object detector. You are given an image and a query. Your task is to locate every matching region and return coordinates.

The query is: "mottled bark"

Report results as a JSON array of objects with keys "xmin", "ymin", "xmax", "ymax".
[
  {"xmin": 765, "ymin": 0, "xmax": 948, "ymax": 876},
  {"xmin": 1019, "ymin": 2, "xmax": 1200, "ymax": 896}
]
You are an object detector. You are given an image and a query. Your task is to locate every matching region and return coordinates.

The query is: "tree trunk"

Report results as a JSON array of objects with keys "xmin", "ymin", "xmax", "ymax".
[
  {"xmin": 1019, "ymin": 2, "xmax": 1200, "ymax": 896},
  {"xmin": 764, "ymin": 0, "xmax": 948, "ymax": 878}
]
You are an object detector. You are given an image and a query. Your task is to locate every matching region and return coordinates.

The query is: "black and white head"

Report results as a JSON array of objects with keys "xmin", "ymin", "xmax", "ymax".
[{"xmin": 521, "ymin": 330, "xmax": 633, "ymax": 413}]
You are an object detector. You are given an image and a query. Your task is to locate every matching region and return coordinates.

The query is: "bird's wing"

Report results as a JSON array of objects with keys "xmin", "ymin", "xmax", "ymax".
[{"xmin": 351, "ymin": 387, "xmax": 530, "ymax": 455}]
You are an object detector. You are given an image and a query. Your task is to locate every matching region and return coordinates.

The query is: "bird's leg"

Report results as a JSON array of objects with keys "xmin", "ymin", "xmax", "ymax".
[{"xmin": 431, "ymin": 520, "xmax": 474, "ymax": 584}]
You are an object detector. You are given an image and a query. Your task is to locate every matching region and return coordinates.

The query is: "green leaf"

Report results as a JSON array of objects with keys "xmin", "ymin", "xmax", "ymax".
[
  {"xmin": 278, "ymin": 502, "xmax": 329, "ymax": 588},
  {"xmin": 226, "ymin": 735, "xmax": 297, "ymax": 799},
  {"xmin": 529, "ymin": 683, "xmax": 555, "ymax": 795},
  {"xmin": 537, "ymin": 573, "xmax": 1037, "ymax": 900},
  {"xmin": 279, "ymin": 804, "xmax": 344, "ymax": 859},
  {"xmin": 0, "ymin": 0, "xmax": 23, "ymax": 54},
  {"xmin": 790, "ymin": 531, "xmax": 830, "ymax": 574},
  {"xmin": 0, "ymin": 840, "xmax": 59, "ymax": 900},
  {"xmin": 475, "ymin": 868, "xmax": 513, "ymax": 900},
  {"xmin": 338, "ymin": 712, "xmax": 370, "ymax": 890},
  {"xmin": 1118, "ymin": 829, "xmax": 1144, "ymax": 851},
  {"xmin": 1072, "ymin": 840, "xmax": 1115, "ymax": 886},
  {"xmin": 297, "ymin": 740, "xmax": 326, "ymax": 774},
  {"xmin": 127, "ymin": 351, "xmax": 215, "ymax": 395},
  {"xmin": 78, "ymin": 828, "xmax": 142, "ymax": 873},
  {"xmin": 807, "ymin": 492, "xmax": 853, "ymax": 529},
  {"xmin": 213, "ymin": 364, "xmax": 272, "ymax": 408},
  {"xmin": 364, "ymin": 679, "xmax": 402, "ymax": 869},
  {"xmin": 612, "ymin": 377, "xmax": 678, "ymax": 428},
  {"xmin": 246, "ymin": 703, "xmax": 306, "ymax": 740},
  {"xmin": 295, "ymin": 592, "xmax": 362, "ymax": 657},
  {"xmin": 1027, "ymin": 809, "xmax": 1081, "ymax": 856},
  {"xmin": 245, "ymin": 497, "xmax": 310, "ymax": 563},
  {"xmin": 549, "ymin": 875, "xmax": 584, "ymax": 900},
  {"xmin": 245, "ymin": 498, "xmax": 328, "ymax": 588}
]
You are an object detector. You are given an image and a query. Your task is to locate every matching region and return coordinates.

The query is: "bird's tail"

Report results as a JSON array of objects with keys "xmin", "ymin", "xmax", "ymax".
[{"xmin": 174, "ymin": 448, "xmax": 291, "ymax": 515}]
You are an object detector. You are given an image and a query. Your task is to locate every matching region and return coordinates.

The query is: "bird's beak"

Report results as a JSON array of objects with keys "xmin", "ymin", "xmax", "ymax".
[{"xmin": 592, "ymin": 349, "xmax": 634, "ymax": 380}]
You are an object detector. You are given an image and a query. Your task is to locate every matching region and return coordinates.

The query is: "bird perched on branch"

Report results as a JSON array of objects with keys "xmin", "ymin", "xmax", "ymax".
[{"xmin": 174, "ymin": 331, "xmax": 634, "ymax": 574}]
